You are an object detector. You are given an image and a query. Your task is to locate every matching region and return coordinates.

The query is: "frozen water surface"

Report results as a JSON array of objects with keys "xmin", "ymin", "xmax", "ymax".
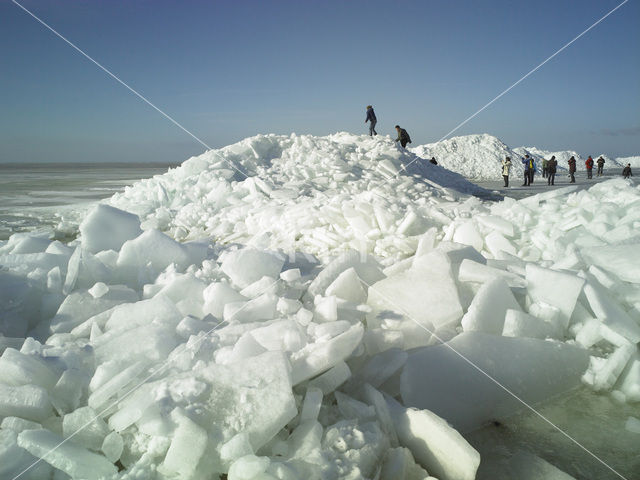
[{"xmin": 0, "ymin": 133, "xmax": 638, "ymax": 479}]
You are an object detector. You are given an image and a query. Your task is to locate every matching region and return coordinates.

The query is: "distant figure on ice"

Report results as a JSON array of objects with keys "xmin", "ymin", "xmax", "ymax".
[
  {"xmin": 394, "ymin": 125, "xmax": 411, "ymax": 148},
  {"xmin": 623, "ymin": 163, "xmax": 633, "ymax": 179},
  {"xmin": 429, "ymin": 157, "xmax": 438, "ymax": 165},
  {"xmin": 541, "ymin": 157, "xmax": 548, "ymax": 178},
  {"xmin": 502, "ymin": 156, "xmax": 512, "ymax": 187},
  {"xmin": 365, "ymin": 105, "xmax": 377, "ymax": 136},
  {"xmin": 597, "ymin": 156, "xmax": 605, "ymax": 176},
  {"xmin": 585, "ymin": 155, "xmax": 594, "ymax": 179},
  {"xmin": 568, "ymin": 156, "xmax": 576, "ymax": 183},
  {"xmin": 547, "ymin": 155, "xmax": 557, "ymax": 185}
]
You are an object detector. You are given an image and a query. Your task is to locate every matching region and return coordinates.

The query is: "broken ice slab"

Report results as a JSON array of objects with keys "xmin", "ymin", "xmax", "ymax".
[
  {"xmin": 401, "ymin": 332, "xmax": 589, "ymax": 432},
  {"xmin": 18, "ymin": 428, "xmax": 117, "ymax": 479}
]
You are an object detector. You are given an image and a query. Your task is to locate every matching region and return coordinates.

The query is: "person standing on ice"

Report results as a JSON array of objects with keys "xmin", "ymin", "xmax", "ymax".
[
  {"xmin": 541, "ymin": 157, "xmax": 548, "ymax": 178},
  {"xmin": 521, "ymin": 155, "xmax": 534, "ymax": 186},
  {"xmin": 501, "ymin": 156, "xmax": 512, "ymax": 187},
  {"xmin": 394, "ymin": 125, "xmax": 412, "ymax": 148},
  {"xmin": 585, "ymin": 155, "xmax": 594, "ymax": 179},
  {"xmin": 568, "ymin": 156, "xmax": 577, "ymax": 183},
  {"xmin": 623, "ymin": 163, "xmax": 633, "ymax": 178},
  {"xmin": 597, "ymin": 156, "xmax": 605, "ymax": 176},
  {"xmin": 365, "ymin": 105, "xmax": 377, "ymax": 136},
  {"xmin": 547, "ymin": 155, "xmax": 557, "ymax": 185}
]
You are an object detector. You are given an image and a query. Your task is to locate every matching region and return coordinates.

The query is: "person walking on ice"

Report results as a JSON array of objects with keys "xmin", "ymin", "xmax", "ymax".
[
  {"xmin": 568, "ymin": 156, "xmax": 576, "ymax": 183},
  {"xmin": 394, "ymin": 125, "xmax": 411, "ymax": 148},
  {"xmin": 502, "ymin": 156, "xmax": 512, "ymax": 187},
  {"xmin": 547, "ymin": 155, "xmax": 557, "ymax": 185},
  {"xmin": 597, "ymin": 156, "xmax": 605, "ymax": 176},
  {"xmin": 623, "ymin": 163, "xmax": 633, "ymax": 179},
  {"xmin": 365, "ymin": 105, "xmax": 377, "ymax": 136},
  {"xmin": 585, "ymin": 155, "xmax": 594, "ymax": 179}
]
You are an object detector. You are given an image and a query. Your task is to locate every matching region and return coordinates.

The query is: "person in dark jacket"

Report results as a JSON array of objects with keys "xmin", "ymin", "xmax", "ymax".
[
  {"xmin": 568, "ymin": 156, "xmax": 576, "ymax": 183},
  {"xmin": 430, "ymin": 157, "xmax": 438, "ymax": 165},
  {"xmin": 585, "ymin": 156, "xmax": 594, "ymax": 179},
  {"xmin": 365, "ymin": 105, "xmax": 377, "ymax": 136},
  {"xmin": 623, "ymin": 163, "xmax": 633, "ymax": 179},
  {"xmin": 547, "ymin": 155, "xmax": 557, "ymax": 185},
  {"xmin": 597, "ymin": 156, "xmax": 605, "ymax": 176},
  {"xmin": 394, "ymin": 125, "xmax": 411, "ymax": 148}
]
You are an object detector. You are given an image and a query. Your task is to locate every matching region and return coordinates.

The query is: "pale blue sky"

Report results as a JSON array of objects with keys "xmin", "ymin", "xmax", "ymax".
[{"xmin": 1, "ymin": 0, "xmax": 638, "ymax": 163}]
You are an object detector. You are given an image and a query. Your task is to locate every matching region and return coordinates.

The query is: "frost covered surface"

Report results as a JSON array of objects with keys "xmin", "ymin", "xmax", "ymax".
[{"xmin": 0, "ymin": 133, "xmax": 639, "ymax": 479}]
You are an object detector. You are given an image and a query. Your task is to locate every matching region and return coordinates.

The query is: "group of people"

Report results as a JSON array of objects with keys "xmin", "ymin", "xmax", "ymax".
[
  {"xmin": 365, "ymin": 105, "xmax": 412, "ymax": 148},
  {"xmin": 501, "ymin": 153, "xmax": 633, "ymax": 187},
  {"xmin": 366, "ymin": 106, "xmax": 635, "ymax": 183}
]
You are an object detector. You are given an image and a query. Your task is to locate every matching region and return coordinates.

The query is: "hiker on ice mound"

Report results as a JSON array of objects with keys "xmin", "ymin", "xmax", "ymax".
[
  {"xmin": 547, "ymin": 156, "xmax": 557, "ymax": 185},
  {"xmin": 623, "ymin": 163, "xmax": 633, "ymax": 179},
  {"xmin": 502, "ymin": 156, "xmax": 512, "ymax": 187},
  {"xmin": 394, "ymin": 125, "xmax": 411, "ymax": 148},
  {"xmin": 585, "ymin": 156, "xmax": 594, "ymax": 179},
  {"xmin": 568, "ymin": 156, "xmax": 576, "ymax": 183},
  {"xmin": 365, "ymin": 105, "xmax": 377, "ymax": 136},
  {"xmin": 597, "ymin": 156, "xmax": 605, "ymax": 176},
  {"xmin": 430, "ymin": 157, "xmax": 438, "ymax": 165}
]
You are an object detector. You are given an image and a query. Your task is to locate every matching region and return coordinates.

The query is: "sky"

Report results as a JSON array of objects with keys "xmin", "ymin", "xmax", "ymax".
[{"xmin": 1, "ymin": 0, "xmax": 639, "ymax": 164}]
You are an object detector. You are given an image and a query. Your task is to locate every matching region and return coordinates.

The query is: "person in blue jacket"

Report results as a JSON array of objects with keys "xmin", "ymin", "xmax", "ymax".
[{"xmin": 365, "ymin": 105, "xmax": 377, "ymax": 136}]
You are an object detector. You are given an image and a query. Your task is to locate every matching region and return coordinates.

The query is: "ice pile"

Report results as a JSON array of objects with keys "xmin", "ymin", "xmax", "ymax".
[
  {"xmin": 0, "ymin": 132, "xmax": 639, "ymax": 479},
  {"xmin": 109, "ymin": 132, "xmax": 490, "ymax": 261},
  {"xmin": 411, "ymin": 134, "xmax": 528, "ymax": 180}
]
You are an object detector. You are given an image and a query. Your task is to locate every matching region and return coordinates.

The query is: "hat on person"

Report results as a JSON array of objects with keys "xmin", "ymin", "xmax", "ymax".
[{"xmin": 395, "ymin": 125, "xmax": 400, "ymax": 129}]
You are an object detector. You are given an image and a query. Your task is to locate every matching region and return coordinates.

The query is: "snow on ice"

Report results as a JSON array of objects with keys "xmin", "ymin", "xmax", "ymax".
[{"xmin": 0, "ymin": 132, "xmax": 639, "ymax": 479}]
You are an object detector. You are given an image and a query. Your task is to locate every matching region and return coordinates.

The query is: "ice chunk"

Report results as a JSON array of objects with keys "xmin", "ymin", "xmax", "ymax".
[
  {"xmin": 458, "ymin": 259, "xmax": 526, "ymax": 288},
  {"xmin": 117, "ymin": 228, "xmax": 197, "ymax": 276},
  {"xmin": 227, "ymin": 455, "xmax": 270, "ymax": 480},
  {"xmin": 50, "ymin": 286, "xmax": 138, "ymax": 334},
  {"xmin": 104, "ymin": 294, "xmax": 181, "ymax": 331},
  {"xmin": 0, "ymin": 429, "xmax": 53, "ymax": 480},
  {"xmin": 291, "ymin": 323, "xmax": 364, "ymax": 385},
  {"xmin": 221, "ymin": 248, "xmax": 285, "ymax": 288},
  {"xmin": 325, "ymin": 267, "xmax": 366, "ymax": 303},
  {"xmin": 583, "ymin": 280, "xmax": 640, "ymax": 343},
  {"xmin": 307, "ymin": 361, "xmax": 351, "ymax": 394},
  {"xmin": 197, "ymin": 351, "xmax": 297, "ymax": 450},
  {"xmin": 380, "ymin": 446, "xmax": 430, "ymax": 480},
  {"xmin": 461, "ymin": 277, "xmax": 521, "ymax": 334},
  {"xmin": 306, "ymin": 250, "xmax": 384, "ymax": 299},
  {"xmin": 1, "ymin": 416, "xmax": 42, "ymax": 432},
  {"xmin": 93, "ymin": 322, "xmax": 180, "ymax": 364},
  {"xmin": 582, "ymin": 243, "xmax": 640, "ymax": 284},
  {"xmin": 62, "ymin": 406, "xmax": 109, "ymax": 451},
  {"xmin": 203, "ymin": 281, "xmax": 247, "ymax": 319},
  {"xmin": 368, "ymin": 251, "xmax": 462, "ymax": 331},
  {"xmin": 223, "ymin": 293, "xmax": 278, "ymax": 323},
  {"xmin": 299, "ymin": 387, "xmax": 323, "ymax": 423},
  {"xmin": 0, "ymin": 348, "xmax": 60, "ymax": 390},
  {"xmin": 386, "ymin": 395, "xmax": 480, "ymax": 480},
  {"xmin": 346, "ymin": 348, "xmax": 407, "ymax": 392},
  {"xmin": 88, "ymin": 361, "xmax": 148, "ymax": 411},
  {"xmin": 0, "ymin": 384, "xmax": 53, "ymax": 421},
  {"xmin": 582, "ymin": 344, "xmax": 635, "ymax": 391},
  {"xmin": 79, "ymin": 204, "xmax": 142, "ymax": 253},
  {"xmin": 159, "ymin": 409, "xmax": 209, "ymax": 479},
  {"xmin": 101, "ymin": 431, "xmax": 123, "ymax": 463},
  {"xmin": 476, "ymin": 215, "xmax": 514, "ymax": 237},
  {"xmin": 616, "ymin": 351, "xmax": 640, "ymax": 402},
  {"xmin": 220, "ymin": 432, "xmax": 254, "ymax": 468},
  {"xmin": 502, "ymin": 309, "xmax": 556, "ymax": 339},
  {"xmin": 18, "ymin": 428, "xmax": 117, "ymax": 479},
  {"xmin": 401, "ymin": 332, "xmax": 590, "ymax": 431},
  {"xmin": 453, "ymin": 221, "xmax": 484, "ymax": 252},
  {"xmin": 525, "ymin": 264, "xmax": 585, "ymax": 326}
]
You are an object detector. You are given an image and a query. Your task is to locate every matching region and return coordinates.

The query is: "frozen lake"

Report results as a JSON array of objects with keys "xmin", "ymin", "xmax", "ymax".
[{"xmin": 0, "ymin": 162, "xmax": 176, "ymax": 240}]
